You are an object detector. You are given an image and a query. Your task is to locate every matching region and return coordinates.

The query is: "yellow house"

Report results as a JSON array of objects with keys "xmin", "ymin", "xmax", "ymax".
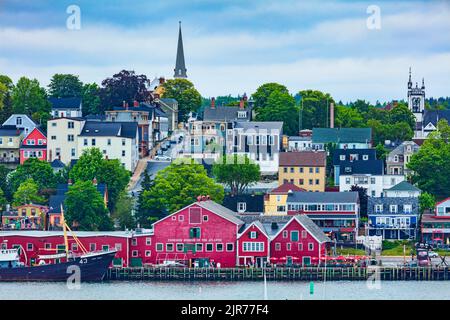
[
  {"xmin": 1, "ymin": 204, "xmax": 49, "ymax": 230},
  {"xmin": 264, "ymin": 183, "xmax": 305, "ymax": 215},
  {"xmin": 278, "ymin": 151, "xmax": 326, "ymax": 192}
]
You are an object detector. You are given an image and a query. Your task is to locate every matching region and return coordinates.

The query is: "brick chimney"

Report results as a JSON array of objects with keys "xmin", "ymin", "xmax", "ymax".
[
  {"xmin": 329, "ymin": 102, "xmax": 335, "ymax": 129},
  {"xmin": 239, "ymin": 98, "xmax": 245, "ymax": 110},
  {"xmin": 211, "ymin": 97, "xmax": 216, "ymax": 109},
  {"xmin": 133, "ymin": 100, "xmax": 139, "ymax": 107},
  {"xmin": 159, "ymin": 77, "xmax": 165, "ymax": 84}
]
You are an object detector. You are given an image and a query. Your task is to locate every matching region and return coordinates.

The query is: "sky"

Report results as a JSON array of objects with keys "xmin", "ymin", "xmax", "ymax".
[{"xmin": 0, "ymin": 0, "xmax": 449, "ymax": 103}]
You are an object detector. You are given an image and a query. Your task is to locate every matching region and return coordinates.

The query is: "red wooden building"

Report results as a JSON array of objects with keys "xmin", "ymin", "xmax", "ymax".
[
  {"xmin": 19, "ymin": 127, "xmax": 47, "ymax": 164},
  {"xmin": 237, "ymin": 221, "xmax": 270, "ymax": 267}
]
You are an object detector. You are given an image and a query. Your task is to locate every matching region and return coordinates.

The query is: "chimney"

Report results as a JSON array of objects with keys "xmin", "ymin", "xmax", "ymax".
[
  {"xmin": 243, "ymin": 93, "xmax": 248, "ymax": 102},
  {"xmin": 92, "ymin": 177, "xmax": 98, "ymax": 186},
  {"xmin": 68, "ymin": 179, "xmax": 73, "ymax": 186},
  {"xmin": 210, "ymin": 97, "xmax": 216, "ymax": 109},
  {"xmin": 133, "ymin": 100, "xmax": 139, "ymax": 107},
  {"xmin": 239, "ymin": 98, "xmax": 245, "ymax": 110},
  {"xmin": 197, "ymin": 195, "xmax": 202, "ymax": 202},
  {"xmin": 159, "ymin": 77, "xmax": 165, "ymax": 84},
  {"xmin": 330, "ymin": 102, "xmax": 334, "ymax": 128}
]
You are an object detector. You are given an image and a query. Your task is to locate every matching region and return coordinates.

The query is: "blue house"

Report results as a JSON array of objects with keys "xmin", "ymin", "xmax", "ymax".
[
  {"xmin": 367, "ymin": 181, "xmax": 420, "ymax": 240},
  {"xmin": 332, "ymin": 148, "xmax": 377, "ymax": 186}
]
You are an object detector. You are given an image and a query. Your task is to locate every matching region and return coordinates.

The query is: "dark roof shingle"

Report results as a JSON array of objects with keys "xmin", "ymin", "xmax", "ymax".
[{"xmin": 279, "ymin": 151, "xmax": 326, "ymax": 167}]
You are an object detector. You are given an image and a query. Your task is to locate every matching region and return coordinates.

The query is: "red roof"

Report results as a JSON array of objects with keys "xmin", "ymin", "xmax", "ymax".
[
  {"xmin": 270, "ymin": 183, "xmax": 306, "ymax": 194},
  {"xmin": 279, "ymin": 151, "xmax": 326, "ymax": 167}
]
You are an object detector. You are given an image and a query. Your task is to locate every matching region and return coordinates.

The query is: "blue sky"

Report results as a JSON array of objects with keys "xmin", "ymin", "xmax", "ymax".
[{"xmin": 0, "ymin": 0, "xmax": 449, "ymax": 103}]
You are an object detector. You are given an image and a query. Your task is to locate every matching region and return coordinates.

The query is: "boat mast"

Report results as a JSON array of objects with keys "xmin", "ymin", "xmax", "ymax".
[{"xmin": 60, "ymin": 205, "xmax": 70, "ymax": 259}]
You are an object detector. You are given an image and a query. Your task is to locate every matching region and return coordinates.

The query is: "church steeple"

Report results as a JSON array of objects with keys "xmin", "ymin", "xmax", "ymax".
[
  {"xmin": 408, "ymin": 67, "xmax": 412, "ymax": 89},
  {"xmin": 174, "ymin": 21, "xmax": 187, "ymax": 79}
]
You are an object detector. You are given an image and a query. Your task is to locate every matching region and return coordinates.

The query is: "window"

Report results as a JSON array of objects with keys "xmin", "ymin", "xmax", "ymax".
[
  {"xmin": 51, "ymin": 122, "xmax": 57, "ymax": 127},
  {"xmin": 16, "ymin": 117, "xmax": 22, "ymax": 125},
  {"xmin": 309, "ymin": 179, "xmax": 313, "ymax": 185},
  {"xmin": 282, "ymin": 230, "xmax": 288, "ymax": 238},
  {"xmin": 102, "ymin": 245, "xmax": 109, "ymax": 251},
  {"xmin": 226, "ymin": 243, "xmax": 234, "ymax": 251},
  {"xmin": 363, "ymin": 155, "xmax": 369, "ymax": 160},
  {"xmin": 166, "ymin": 243, "xmax": 174, "ymax": 252},
  {"xmin": 83, "ymin": 139, "xmax": 88, "ymax": 146},
  {"xmin": 27, "ymin": 243, "xmax": 33, "ymax": 251},
  {"xmin": 345, "ymin": 177, "xmax": 351, "ymax": 184},
  {"xmin": 290, "ymin": 231, "xmax": 299, "ymax": 241},
  {"xmin": 298, "ymin": 243, "xmax": 303, "ymax": 251},
  {"xmin": 107, "ymin": 139, "xmax": 111, "ymax": 146},
  {"xmin": 196, "ymin": 243, "xmax": 203, "ymax": 252},
  {"xmin": 340, "ymin": 155, "xmax": 345, "ymax": 161},
  {"xmin": 132, "ymin": 250, "xmax": 138, "ymax": 257},
  {"xmin": 315, "ymin": 167, "xmax": 319, "ymax": 173},
  {"xmin": 176, "ymin": 243, "xmax": 184, "ymax": 252},
  {"xmin": 122, "ymin": 139, "xmax": 126, "ymax": 146},
  {"xmin": 315, "ymin": 179, "xmax": 320, "ymax": 185},
  {"xmin": 275, "ymin": 243, "xmax": 281, "ymax": 251},
  {"xmin": 206, "ymin": 243, "xmax": 213, "ymax": 252},
  {"xmin": 132, "ymin": 238, "xmax": 137, "ymax": 246},
  {"xmin": 146, "ymin": 237, "xmax": 151, "ymax": 246},
  {"xmin": 156, "ymin": 243, "xmax": 163, "ymax": 252},
  {"xmin": 404, "ymin": 204, "xmax": 412, "ymax": 214},
  {"xmin": 286, "ymin": 243, "xmax": 291, "ymax": 251},
  {"xmin": 216, "ymin": 243, "xmax": 223, "ymax": 252},
  {"xmin": 145, "ymin": 251, "xmax": 151, "ymax": 257},
  {"xmin": 375, "ymin": 204, "xmax": 383, "ymax": 213},
  {"xmin": 68, "ymin": 121, "xmax": 74, "ymax": 129},
  {"xmin": 190, "ymin": 227, "xmax": 201, "ymax": 239},
  {"xmin": 301, "ymin": 230, "xmax": 307, "ymax": 239},
  {"xmin": 243, "ymin": 242, "xmax": 264, "ymax": 252},
  {"xmin": 68, "ymin": 134, "xmax": 74, "ymax": 142},
  {"xmin": 308, "ymin": 243, "xmax": 314, "ymax": 251},
  {"xmin": 299, "ymin": 179, "xmax": 304, "ymax": 185},
  {"xmin": 370, "ymin": 177, "xmax": 376, "ymax": 184},
  {"xmin": 283, "ymin": 167, "xmax": 287, "ymax": 173},
  {"xmin": 250, "ymin": 231, "xmax": 257, "ymax": 239},
  {"xmin": 71, "ymin": 243, "xmax": 78, "ymax": 251},
  {"xmin": 390, "ymin": 205, "xmax": 398, "ymax": 213},
  {"xmin": 203, "ymin": 215, "xmax": 208, "ymax": 222},
  {"xmin": 90, "ymin": 243, "xmax": 96, "ymax": 251},
  {"xmin": 189, "ymin": 208, "xmax": 202, "ymax": 224},
  {"xmin": 115, "ymin": 243, "xmax": 122, "ymax": 251},
  {"xmin": 178, "ymin": 215, "xmax": 184, "ymax": 222},
  {"xmin": 290, "ymin": 167, "xmax": 294, "ymax": 173},
  {"xmin": 91, "ymin": 139, "xmax": 96, "ymax": 146},
  {"xmin": 51, "ymin": 136, "xmax": 57, "ymax": 140},
  {"xmin": 45, "ymin": 243, "xmax": 52, "ymax": 250},
  {"xmin": 71, "ymin": 148, "xmax": 76, "ymax": 157},
  {"xmin": 309, "ymin": 168, "xmax": 313, "ymax": 173},
  {"xmin": 237, "ymin": 202, "xmax": 246, "ymax": 213}
]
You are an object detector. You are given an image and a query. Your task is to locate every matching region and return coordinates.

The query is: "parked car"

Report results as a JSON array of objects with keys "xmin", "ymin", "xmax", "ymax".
[
  {"xmin": 428, "ymin": 251, "xmax": 439, "ymax": 258},
  {"xmin": 155, "ymin": 155, "xmax": 171, "ymax": 161}
]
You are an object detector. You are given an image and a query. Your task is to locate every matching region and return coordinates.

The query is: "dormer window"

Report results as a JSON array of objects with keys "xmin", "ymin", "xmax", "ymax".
[
  {"xmin": 237, "ymin": 111, "xmax": 247, "ymax": 119},
  {"xmin": 16, "ymin": 117, "xmax": 22, "ymax": 125},
  {"xmin": 237, "ymin": 202, "xmax": 246, "ymax": 213}
]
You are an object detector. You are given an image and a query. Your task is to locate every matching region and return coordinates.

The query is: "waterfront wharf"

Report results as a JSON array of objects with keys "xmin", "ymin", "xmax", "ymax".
[{"xmin": 107, "ymin": 266, "xmax": 450, "ymax": 281}]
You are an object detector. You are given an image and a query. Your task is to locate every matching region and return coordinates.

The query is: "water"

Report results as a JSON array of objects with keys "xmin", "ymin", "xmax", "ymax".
[{"xmin": 1, "ymin": 281, "xmax": 450, "ymax": 300}]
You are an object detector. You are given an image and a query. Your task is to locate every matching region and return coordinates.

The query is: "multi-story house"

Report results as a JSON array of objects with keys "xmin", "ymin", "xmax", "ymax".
[
  {"xmin": 226, "ymin": 121, "xmax": 283, "ymax": 176},
  {"xmin": 421, "ymin": 198, "xmax": 450, "ymax": 245},
  {"xmin": 49, "ymin": 97, "xmax": 83, "ymax": 118},
  {"xmin": 367, "ymin": 181, "xmax": 421, "ymax": 240},
  {"xmin": 286, "ymin": 191, "xmax": 360, "ymax": 243},
  {"xmin": 0, "ymin": 126, "xmax": 23, "ymax": 164},
  {"xmin": 155, "ymin": 98, "xmax": 179, "ymax": 133},
  {"xmin": 312, "ymin": 128, "xmax": 372, "ymax": 150},
  {"xmin": 105, "ymin": 101, "xmax": 167, "ymax": 156},
  {"xmin": 339, "ymin": 160, "xmax": 405, "ymax": 197},
  {"xmin": 264, "ymin": 183, "xmax": 305, "ymax": 215},
  {"xmin": 2, "ymin": 114, "xmax": 37, "ymax": 136},
  {"xmin": 333, "ymin": 149, "xmax": 377, "ymax": 186},
  {"xmin": 20, "ymin": 127, "xmax": 47, "ymax": 164},
  {"xmin": 278, "ymin": 151, "xmax": 326, "ymax": 192},
  {"xmin": 77, "ymin": 121, "xmax": 139, "ymax": 171},
  {"xmin": 386, "ymin": 141, "xmax": 419, "ymax": 176},
  {"xmin": 47, "ymin": 117, "xmax": 85, "ymax": 164}
]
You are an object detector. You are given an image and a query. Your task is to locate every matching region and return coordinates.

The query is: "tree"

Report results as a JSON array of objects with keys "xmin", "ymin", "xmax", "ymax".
[
  {"xmin": 112, "ymin": 191, "xmax": 135, "ymax": 230},
  {"xmin": 13, "ymin": 179, "xmax": 45, "ymax": 206},
  {"xmin": 140, "ymin": 163, "xmax": 224, "ymax": 221},
  {"xmin": 0, "ymin": 188, "xmax": 7, "ymax": 212},
  {"xmin": 212, "ymin": 155, "xmax": 260, "ymax": 195},
  {"xmin": 408, "ymin": 120, "xmax": 450, "ymax": 199},
  {"xmin": 48, "ymin": 74, "xmax": 83, "ymax": 98},
  {"xmin": 0, "ymin": 165, "xmax": 12, "ymax": 202},
  {"xmin": 8, "ymin": 159, "xmax": 58, "ymax": 196},
  {"xmin": 255, "ymin": 90, "xmax": 298, "ymax": 135},
  {"xmin": 349, "ymin": 99, "xmax": 373, "ymax": 115},
  {"xmin": 419, "ymin": 192, "xmax": 435, "ymax": 215},
  {"xmin": 100, "ymin": 70, "xmax": 150, "ymax": 111},
  {"xmin": 81, "ymin": 83, "xmax": 101, "ymax": 115},
  {"xmin": 69, "ymin": 148, "xmax": 130, "ymax": 210},
  {"xmin": 0, "ymin": 75, "xmax": 14, "ymax": 123},
  {"xmin": 161, "ymin": 78, "xmax": 202, "ymax": 123},
  {"xmin": 351, "ymin": 185, "xmax": 368, "ymax": 219},
  {"xmin": 252, "ymin": 83, "xmax": 289, "ymax": 110},
  {"xmin": 64, "ymin": 180, "xmax": 113, "ymax": 231},
  {"xmin": 135, "ymin": 170, "xmax": 155, "ymax": 228},
  {"xmin": 335, "ymin": 105, "xmax": 364, "ymax": 128},
  {"xmin": 389, "ymin": 104, "xmax": 415, "ymax": 130},
  {"xmin": 11, "ymin": 77, "xmax": 51, "ymax": 124},
  {"xmin": 298, "ymin": 90, "xmax": 334, "ymax": 129},
  {"xmin": 375, "ymin": 143, "xmax": 389, "ymax": 161}
]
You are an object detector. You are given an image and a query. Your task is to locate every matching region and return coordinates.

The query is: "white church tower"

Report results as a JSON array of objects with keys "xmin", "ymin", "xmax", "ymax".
[{"xmin": 407, "ymin": 68, "xmax": 426, "ymax": 138}]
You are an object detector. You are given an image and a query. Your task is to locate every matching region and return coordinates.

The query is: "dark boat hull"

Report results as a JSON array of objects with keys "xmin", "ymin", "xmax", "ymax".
[{"xmin": 0, "ymin": 251, "xmax": 116, "ymax": 282}]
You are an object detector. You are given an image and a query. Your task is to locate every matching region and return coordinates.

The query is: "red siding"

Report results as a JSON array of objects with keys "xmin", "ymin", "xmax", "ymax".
[
  {"xmin": 237, "ymin": 224, "xmax": 269, "ymax": 266},
  {"xmin": 20, "ymin": 128, "xmax": 47, "ymax": 164}
]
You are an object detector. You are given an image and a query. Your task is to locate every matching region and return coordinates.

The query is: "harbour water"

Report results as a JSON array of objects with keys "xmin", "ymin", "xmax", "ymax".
[{"xmin": 1, "ymin": 281, "xmax": 450, "ymax": 300}]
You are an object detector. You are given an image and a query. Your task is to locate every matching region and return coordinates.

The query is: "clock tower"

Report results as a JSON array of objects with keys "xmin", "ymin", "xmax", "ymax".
[{"xmin": 407, "ymin": 68, "xmax": 426, "ymax": 126}]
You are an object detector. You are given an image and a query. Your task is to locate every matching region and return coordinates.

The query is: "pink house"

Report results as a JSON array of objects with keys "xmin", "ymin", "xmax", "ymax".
[
  {"xmin": 237, "ymin": 221, "xmax": 270, "ymax": 267},
  {"xmin": 19, "ymin": 127, "xmax": 47, "ymax": 164}
]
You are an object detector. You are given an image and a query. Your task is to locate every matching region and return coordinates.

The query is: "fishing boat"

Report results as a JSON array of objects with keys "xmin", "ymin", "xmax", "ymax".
[{"xmin": 0, "ymin": 206, "xmax": 116, "ymax": 282}]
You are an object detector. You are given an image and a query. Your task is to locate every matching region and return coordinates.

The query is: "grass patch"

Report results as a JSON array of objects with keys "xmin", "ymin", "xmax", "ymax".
[
  {"xmin": 381, "ymin": 240, "xmax": 415, "ymax": 256},
  {"xmin": 336, "ymin": 247, "xmax": 366, "ymax": 256}
]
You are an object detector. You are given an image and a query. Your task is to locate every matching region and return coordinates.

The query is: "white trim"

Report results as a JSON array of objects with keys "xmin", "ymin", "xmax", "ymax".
[{"xmin": 237, "ymin": 221, "xmax": 270, "ymax": 240}]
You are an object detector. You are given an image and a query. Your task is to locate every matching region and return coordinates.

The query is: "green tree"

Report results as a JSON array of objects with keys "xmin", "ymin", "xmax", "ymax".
[
  {"xmin": 255, "ymin": 90, "xmax": 298, "ymax": 135},
  {"xmin": 135, "ymin": 170, "xmax": 155, "ymax": 228},
  {"xmin": 252, "ymin": 83, "xmax": 289, "ymax": 110},
  {"xmin": 375, "ymin": 143, "xmax": 389, "ymax": 161},
  {"xmin": 161, "ymin": 78, "xmax": 201, "ymax": 123},
  {"xmin": 212, "ymin": 155, "xmax": 260, "ymax": 195},
  {"xmin": 64, "ymin": 180, "xmax": 113, "ymax": 231},
  {"xmin": 351, "ymin": 185, "xmax": 368, "ymax": 219},
  {"xmin": 13, "ymin": 179, "xmax": 45, "ymax": 206},
  {"xmin": 8, "ymin": 159, "xmax": 57, "ymax": 196},
  {"xmin": 81, "ymin": 83, "xmax": 101, "ymax": 115},
  {"xmin": 389, "ymin": 104, "xmax": 415, "ymax": 130},
  {"xmin": 408, "ymin": 120, "xmax": 450, "ymax": 199},
  {"xmin": 349, "ymin": 99, "xmax": 373, "ymax": 115},
  {"xmin": 0, "ymin": 188, "xmax": 7, "ymax": 212},
  {"xmin": 335, "ymin": 105, "xmax": 364, "ymax": 128},
  {"xmin": 298, "ymin": 90, "xmax": 334, "ymax": 129},
  {"xmin": 48, "ymin": 74, "xmax": 83, "ymax": 98},
  {"xmin": 0, "ymin": 165, "xmax": 12, "ymax": 202},
  {"xmin": 11, "ymin": 77, "xmax": 51, "ymax": 124},
  {"xmin": 69, "ymin": 148, "xmax": 130, "ymax": 210},
  {"xmin": 140, "ymin": 163, "xmax": 224, "ymax": 220},
  {"xmin": 419, "ymin": 192, "xmax": 435, "ymax": 215},
  {"xmin": 0, "ymin": 75, "xmax": 14, "ymax": 123},
  {"xmin": 112, "ymin": 191, "xmax": 135, "ymax": 230}
]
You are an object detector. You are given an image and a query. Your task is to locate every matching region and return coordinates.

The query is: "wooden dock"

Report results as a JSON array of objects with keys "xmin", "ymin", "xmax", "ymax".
[{"xmin": 106, "ymin": 266, "xmax": 450, "ymax": 281}]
